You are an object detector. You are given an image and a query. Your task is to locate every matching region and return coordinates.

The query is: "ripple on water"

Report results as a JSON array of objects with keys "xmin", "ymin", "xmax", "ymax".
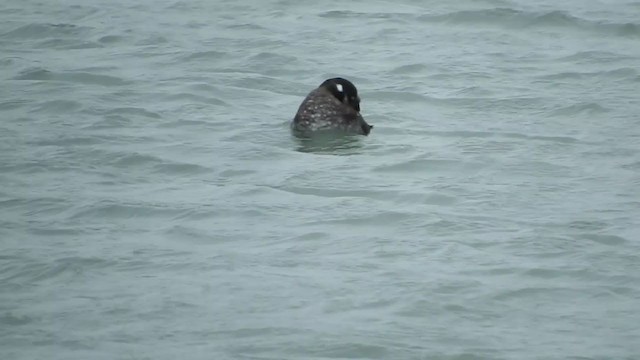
[
  {"xmin": 613, "ymin": 22, "xmax": 640, "ymax": 37},
  {"xmin": 163, "ymin": 225, "xmax": 221, "ymax": 244},
  {"xmin": 104, "ymin": 152, "xmax": 161, "ymax": 168},
  {"xmin": 86, "ymin": 115, "xmax": 132, "ymax": 129},
  {"xmin": 389, "ymin": 63, "xmax": 429, "ymax": 75},
  {"xmin": 135, "ymin": 35, "xmax": 168, "ymax": 46},
  {"xmin": 12, "ymin": 68, "xmax": 53, "ymax": 81},
  {"xmin": 37, "ymin": 38, "xmax": 103, "ymax": 50},
  {"xmin": 242, "ymin": 52, "xmax": 303, "ymax": 76},
  {"xmin": 161, "ymin": 93, "xmax": 229, "ymax": 107},
  {"xmin": 105, "ymin": 107, "xmax": 162, "ymax": 119},
  {"xmin": 0, "ymin": 99, "xmax": 31, "ymax": 111},
  {"xmin": 181, "ymin": 50, "xmax": 228, "ymax": 62},
  {"xmin": 549, "ymin": 102, "xmax": 609, "ymax": 116},
  {"xmin": 97, "ymin": 35, "xmax": 125, "ymax": 44},
  {"xmin": 580, "ymin": 233, "xmax": 628, "ymax": 246},
  {"xmin": 558, "ymin": 50, "xmax": 635, "ymax": 64},
  {"xmin": 374, "ymin": 158, "xmax": 485, "ymax": 174},
  {"xmin": 307, "ymin": 210, "xmax": 415, "ymax": 227},
  {"xmin": 3, "ymin": 197, "xmax": 72, "ymax": 217},
  {"xmin": 13, "ymin": 68, "xmax": 129, "ymax": 87},
  {"xmin": 31, "ymin": 99, "xmax": 82, "ymax": 114},
  {"xmin": 31, "ymin": 135, "xmax": 101, "ymax": 146},
  {"xmin": 1, "ymin": 256, "xmax": 113, "ymax": 285},
  {"xmin": 366, "ymin": 90, "xmax": 440, "ymax": 105},
  {"xmin": 538, "ymin": 67, "xmax": 638, "ymax": 81},
  {"xmin": 151, "ymin": 162, "xmax": 213, "ymax": 176},
  {"xmin": 318, "ymin": 10, "xmax": 413, "ymax": 21},
  {"xmin": 1, "ymin": 23, "xmax": 91, "ymax": 39},
  {"xmin": 272, "ymin": 185, "xmax": 376, "ymax": 199},
  {"xmin": 418, "ymin": 8, "xmax": 640, "ymax": 37},
  {"xmin": 68, "ymin": 201, "xmax": 187, "ymax": 221},
  {"xmin": 492, "ymin": 286, "xmax": 579, "ymax": 302},
  {"xmin": 0, "ymin": 313, "xmax": 34, "ymax": 326}
]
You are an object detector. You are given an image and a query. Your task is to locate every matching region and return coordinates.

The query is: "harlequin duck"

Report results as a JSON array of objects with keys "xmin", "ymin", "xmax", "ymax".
[{"xmin": 291, "ymin": 78, "xmax": 372, "ymax": 136}]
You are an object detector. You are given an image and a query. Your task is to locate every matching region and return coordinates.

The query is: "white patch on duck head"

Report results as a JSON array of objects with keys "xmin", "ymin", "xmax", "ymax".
[{"xmin": 335, "ymin": 84, "xmax": 343, "ymax": 93}]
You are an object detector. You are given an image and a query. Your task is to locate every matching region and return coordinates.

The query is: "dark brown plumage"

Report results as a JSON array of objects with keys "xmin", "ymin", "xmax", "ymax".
[{"xmin": 291, "ymin": 78, "xmax": 372, "ymax": 136}]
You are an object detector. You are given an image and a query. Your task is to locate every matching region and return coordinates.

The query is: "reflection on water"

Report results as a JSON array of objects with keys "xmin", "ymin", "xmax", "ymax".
[{"xmin": 292, "ymin": 131, "xmax": 367, "ymax": 155}]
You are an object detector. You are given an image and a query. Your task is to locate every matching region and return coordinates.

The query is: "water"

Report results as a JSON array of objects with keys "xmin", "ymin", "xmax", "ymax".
[{"xmin": 1, "ymin": 0, "xmax": 639, "ymax": 358}]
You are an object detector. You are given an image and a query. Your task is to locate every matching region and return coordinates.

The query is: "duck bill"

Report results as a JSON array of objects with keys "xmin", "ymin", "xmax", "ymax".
[{"xmin": 360, "ymin": 119, "xmax": 373, "ymax": 136}]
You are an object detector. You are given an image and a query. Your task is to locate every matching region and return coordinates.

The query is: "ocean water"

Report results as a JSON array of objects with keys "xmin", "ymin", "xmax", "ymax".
[{"xmin": 1, "ymin": 0, "xmax": 639, "ymax": 358}]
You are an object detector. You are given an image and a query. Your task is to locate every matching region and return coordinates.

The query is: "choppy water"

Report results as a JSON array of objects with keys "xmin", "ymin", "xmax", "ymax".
[{"xmin": 2, "ymin": 0, "xmax": 640, "ymax": 359}]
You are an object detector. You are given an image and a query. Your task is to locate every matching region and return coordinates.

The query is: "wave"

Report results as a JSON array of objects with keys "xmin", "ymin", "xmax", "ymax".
[
  {"xmin": 418, "ymin": 8, "xmax": 640, "ymax": 37},
  {"xmin": 37, "ymin": 38, "xmax": 103, "ymax": 50},
  {"xmin": 68, "ymin": 200, "xmax": 186, "ymax": 220},
  {"xmin": 14, "ymin": 68, "xmax": 129, "ymax": 86},
  {"xmin": 374, "ymin": 158, "xmax": 485, "ymax": 175},
  {"xmin": 549, "ymin": 102, "xmax": 609, "ymax": 116},
  {"xmin": 1, "ymin": 256, "xmax": 113, "ymax": 285},
  {"xmin": 105, "ymin": 107, "xmax": 162, "ymax": 119},
  {"xmin": 408, "ymin": 130, "xmax": 581, "ymax": 144},
  {"xmin": 366, "ymin": 90, "xmax": 440, "ymax": 104},
  {"xmin": 318, "ymin": 10, "xmax": 413, "ymax": 22},
  {"xmin": 0, "ymin": 312, "xmax": 34, "ymax": 326},
  {"xmin": 104, "ymin": 151, "xmax": 212, "ymax": 176},
  {"xmin": 32, "ymin": 99, "xmax": 82, "ymax": 114},
  {"xmin": 558, "ymin": 51, "xmax": 636, "ymax": 63},
  {"xmin": 152, "ymin": 162, "xmax": 212, "ymax": 175},
  {"xmin": 98, "ymin": 35, "xmax": 125, "ymax": 44},
  {"xmin": 538, "ymin": 67, "xmax": 637, "ymax": 81},
  {"xmin": 182, "ymin": 50, "xmax": 228, "ymax": 62},
  {"xmin": 582, "ymin": 233, "xmax": 628, "ymax": 246},
  {"xmin": 1, "ymin": 23, "xmax": 91, "ymax": 39},
  {"xmin": 389, "ymin": 63, "xmax": 429, "ymax": 74},
  {"xmin": 0, "ymin": 99, "xmax": 30, "ymax": 111},
  {"xmin": 161, "ymin": 93, "xmax": 229, "ymax": 107}
]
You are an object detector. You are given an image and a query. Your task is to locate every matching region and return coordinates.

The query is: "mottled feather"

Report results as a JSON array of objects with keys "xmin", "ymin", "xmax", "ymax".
[{"xmin": 291, "ymin": 79, "xmax": 372, "ymax": 136}]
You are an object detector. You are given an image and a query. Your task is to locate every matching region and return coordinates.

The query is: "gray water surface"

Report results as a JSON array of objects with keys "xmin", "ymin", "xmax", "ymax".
[{"xmin": 2, "ymin": 0, "xmax": 640, "ymax": 359}]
